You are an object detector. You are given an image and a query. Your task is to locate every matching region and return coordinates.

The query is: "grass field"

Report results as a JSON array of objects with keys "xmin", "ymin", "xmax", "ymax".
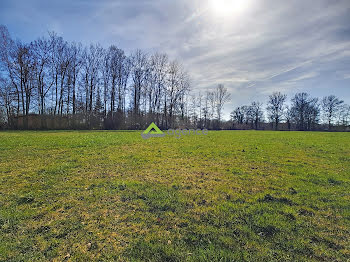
[{"xmin": 0, "ymin": 130, "xmax": 349, "ymax": 261}]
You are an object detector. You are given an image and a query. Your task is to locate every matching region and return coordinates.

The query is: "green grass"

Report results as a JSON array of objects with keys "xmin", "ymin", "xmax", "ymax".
[{"xmin": 0, "ymin": 130, "xmax": 349, "ymax": 261}]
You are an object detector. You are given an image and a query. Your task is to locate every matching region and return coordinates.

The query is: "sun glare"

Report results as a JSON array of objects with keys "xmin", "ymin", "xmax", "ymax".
[{"xmin": 210, "ymin": 0, "xmax": 249, "ymax": 16}]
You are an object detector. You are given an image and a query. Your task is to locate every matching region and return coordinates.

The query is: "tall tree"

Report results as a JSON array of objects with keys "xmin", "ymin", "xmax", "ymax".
[
  {"xmin": 321, "ymin": 95, "xmax": 344, "ymax": 130},
  {"xmin": 338, "ymin": 104, "xmax": 350, "ymax": 126},
  {"xmin": 32, "ymin": 37, "xmax": 54, "ymax": 115},
  {"xmin": 214, "ymin": 84, "xmax": 231, "ymax": 125},
  {"xmin": 266, "ymin": 92, "xmax": 287, "ymax": 130},
  {"xmin": 68, "ymin": 42, "xmax": 82, "ymax": 115},
  {"xmin": 250, "ymin": 102, "xmax": 264, "ymax": 130},
  {"xmin": 231, "ymin": 106, "xmax": 244, "ymax": 124},
  {"xmin": 130, "ymin": 50, "xmax": 149, "ymax": 117},
  {"xmin": 291, "ymin": 93, "xmax": 319, "ymax": 131},
  {"xmin": 149, "ymin": 53, "xmax": 168, "ymax": 120},
  {"xmin": 202, "ymin": 91, "xmax": 210, "ymax": 129},
  {"xmin": 81, "ymin": 44, "xmax": 103, "ymax": 114},
  {"xmin": 166, "ymin": 61, "xmax": 189, "ymax": 128}
]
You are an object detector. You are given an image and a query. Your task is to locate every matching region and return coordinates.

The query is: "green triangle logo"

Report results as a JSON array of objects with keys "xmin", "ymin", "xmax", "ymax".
[
  {"xmin": 141, "ymin": 122, "xmax": 165, "ymax": 139},
  {"xmin": 144, "ymin": 122, "xmax": 163, "ymax": 135}
]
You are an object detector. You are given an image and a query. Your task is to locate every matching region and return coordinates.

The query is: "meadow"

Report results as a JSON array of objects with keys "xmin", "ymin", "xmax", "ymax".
[{"xmin": 0, "ymin": 130, "xmax": 349, "ymax": 261}]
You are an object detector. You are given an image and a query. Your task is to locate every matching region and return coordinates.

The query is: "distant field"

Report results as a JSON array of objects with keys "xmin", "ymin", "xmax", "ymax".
[{"xmin": 0, "ymin": 130, "xmax": 349, "ymax": 261}]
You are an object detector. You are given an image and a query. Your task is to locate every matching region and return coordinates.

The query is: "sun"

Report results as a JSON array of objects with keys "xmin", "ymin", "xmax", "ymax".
[{"xmin": 209, "ymin": 0, "xmax": 249, "ymax": 16}]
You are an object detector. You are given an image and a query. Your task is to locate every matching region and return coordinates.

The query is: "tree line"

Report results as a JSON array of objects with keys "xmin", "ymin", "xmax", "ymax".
[
  {"xmin": 0, "ymin": 25, "xmax": 194, "ymax": 129},
  {"xmin": 0, "ymin": 25, "xmax": 349, "ymax": 131},
  {"xmin": 228, "ymin": 92, "xmax": 349, "ymax": 131}
]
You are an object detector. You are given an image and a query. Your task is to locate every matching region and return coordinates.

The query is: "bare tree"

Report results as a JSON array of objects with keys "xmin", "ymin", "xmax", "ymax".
[
  {"xmin": 68, "ymin": 42, "xmax": 82, "ymax": 115},
  {"xmin": 81, "ymin": 44, "xmax": 103, "ymax": 114},
  {"xmin": 285, "ymin": 106, "xmax": 293, "ymax": 131},
  {"xmin": 250, "ymin": 102, "xmax": 264, "ymax": 130},
  {"xmin": 149, "ymin": 53, "xmax": 168, "ymax": 122},
  {"xmin": 240, "ymin": 105, "xmax": 251, "ymax": 125},
  {"xmin": 202, "ymin": 91, "xmax": 210, "ymax": 128},
  {"xmin": 338, "ymin": 104, "xmax": 350, "ymax": 127},
  {"xmin": 166, "ymin": 60, "xmax": 189, "ymax": 128},
  {"xmin": 101, "ymin": 47, "xmax": 111, "ymax": 116},
  {"xmin": 197, "ymin": 92, "xmax": 203, "ymax": 128},
  {"xmin": 32, "ymin": 37, "xmax": 54, "ymax": 115},
  {"xmin": 104, "ymin": 46, "xmax": 130, "ymax": 127},
  {"xmin": 12, "ymin": 42, "xmax": 36, "ymax": 117},
  {"xmin": 305, "ymin": 99, "xmax": 320, "ymax": 131},
  {"xmin": 215, "ymin": 84, "xmax": 231, "ymax": 124},
  {"xmin": 130, "ymin": 50, "xmax": 149, "ymax": 117},
  {"xmin": 49, "ymin": 32, "xmax": 71, "ymax": 115},
  {"xmin": 0, "ymin": 77, "xmax": 14, "ymax": 125},
  {"xmin": 291, "ymin": 92, "xmax": 319, "ymax": 131},
  {"xmin": 266, "ymin": 92, "xmax": 287, "ymax": 130},
  {"xmin": 109, "ymin": 46, "xmax": 128, "ymax": 114},
  {"xmin": 189, "ymin": 94, "xmax": 198, "ymax": 126},
  {"xmin": 321, "ymin": 95, "xmax": 344, "ymax": 130},
  {"xmin": 231, "ymin": 106, "xmax": 244, "ymax": 124},
  {"xmin": 0, "ymin": 25, "xmax": 16, "ymax": 120}
]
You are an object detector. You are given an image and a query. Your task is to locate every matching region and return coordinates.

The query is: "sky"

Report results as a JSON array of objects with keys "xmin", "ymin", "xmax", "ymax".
[{"xmin": 1, "ymin": 0, "xmax": 350, "ymax": 119}]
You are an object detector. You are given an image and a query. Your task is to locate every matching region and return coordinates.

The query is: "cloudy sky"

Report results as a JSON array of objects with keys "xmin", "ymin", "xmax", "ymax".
[{"xmin": 1, "ymin": 0, "xmax": 349, "ymax": 118}]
